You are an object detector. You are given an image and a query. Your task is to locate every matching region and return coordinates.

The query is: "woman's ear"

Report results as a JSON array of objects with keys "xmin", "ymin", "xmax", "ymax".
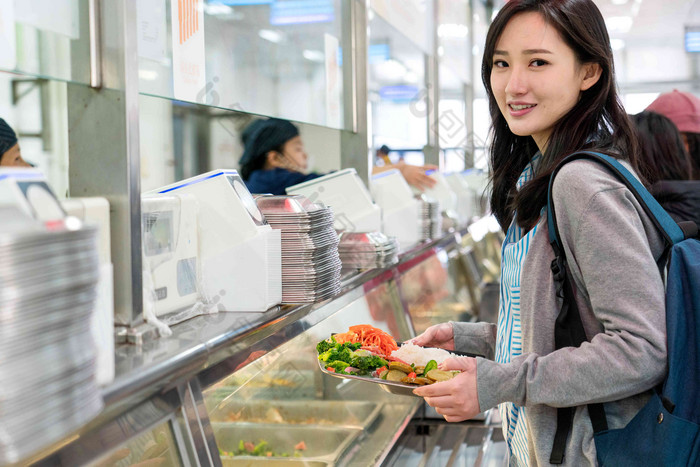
[
  {"xmin": 580, "ymin": 63, "xmax": 602, "ymax": 91},
  {"xmin": 266, "ymin": 151, "xmax": 282, "ymax": 168}
]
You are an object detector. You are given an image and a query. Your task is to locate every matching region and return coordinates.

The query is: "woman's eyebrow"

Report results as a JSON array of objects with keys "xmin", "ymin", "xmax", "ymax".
[{"xmin": 494, "ymin": 49, "xmax": 553, "ymax": 56}]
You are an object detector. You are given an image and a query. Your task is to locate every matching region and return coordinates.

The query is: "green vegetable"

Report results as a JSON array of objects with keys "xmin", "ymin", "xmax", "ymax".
[
  {"xmin": 350, "ymin": 354, "xmax": 388, "ymax": 375},
  {"xmin": 252, "ymin": 441, "xmax": 269, "ymax": 456},
  {"xmin": 318, "ymin": 342, "xmax": 361, "ymax": 363},
  {"xmin": 316, "ymin": 337, "xmax": 336, "ymax": 354},
  {"xmin": 424, "ymin": 360, "xmax": 438, "ymax": 374},
  {"xmin": 326, "ymin": 360, "xmax": 351, "ymax": 373}
]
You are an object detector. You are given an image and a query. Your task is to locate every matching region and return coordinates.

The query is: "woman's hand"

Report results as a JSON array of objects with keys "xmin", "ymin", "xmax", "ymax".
[
  {"xmin": 413, "ymin": 357, "xmax": 480, "ymax": 422},
  {"xmin": 411, "ymin": 322, "xmax": 455, "ymax": 350},
  {"xmin": 398, "ymin": 162, "xmax": 438, "ymax": 191}
]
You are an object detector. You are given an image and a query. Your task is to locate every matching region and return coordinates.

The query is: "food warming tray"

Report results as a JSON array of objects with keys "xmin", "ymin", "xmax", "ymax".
[
  {"xmin": 209, "ymin": 399, "xmax": 382, "ymax": 431},
  {"xmin": 212, "ymin": 422, "xmax": 361, "ymax": 466}
]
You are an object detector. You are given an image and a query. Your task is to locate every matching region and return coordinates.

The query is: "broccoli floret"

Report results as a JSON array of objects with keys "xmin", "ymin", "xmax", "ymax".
[
  {"xmin": 318, "ymin": 343, "xmax": 359, "ymax": 363},
  {"xmin": 326, "ymin": 360, "xmax": 351, "ymax": 373},
  {"xmin": 351, "ymin": 355, "xmax": 388, "ymax": 375},
  {"xmin": 316, "ymin": 337, "xmax": 336, "ymax": 354}
]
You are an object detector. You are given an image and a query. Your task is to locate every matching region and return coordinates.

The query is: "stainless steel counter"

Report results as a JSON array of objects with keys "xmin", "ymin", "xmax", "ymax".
[{"xmin": 25, "ymin": 232, "xmax": 467, "ymax": 467}]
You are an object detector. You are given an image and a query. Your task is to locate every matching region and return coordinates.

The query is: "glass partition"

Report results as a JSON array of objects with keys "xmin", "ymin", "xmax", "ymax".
[
  {"xmin": 397, "ymin": 248, "xmax": 475, "ymax": 335},
  {"xmin": 88, "ymin": 418, "xmax": 184, "ymax": 467},
  {"xmin": 138, "ymin": 93, "xmax": 342, "ymax": 193},
  {"xmin": 0, "ymin": 71, "xmax": 69, "ymax": 196},
  {"xmin": 368, "ymin": 12, "xmax": 427, "ymax": 164},
  {"xmin": 137, "ymin": 0, "xmax": 346, "ymax": 129},
  {"xmin": 0, "ymin": 0, "xmax": 91, "ymax": 85},
  {"xmin": 369, "ymin": 0, "xmax": 434, "ymax": 55},
  {"xmin": 202, "ymin": 280, "xmax": 419, "ymax": 466}
]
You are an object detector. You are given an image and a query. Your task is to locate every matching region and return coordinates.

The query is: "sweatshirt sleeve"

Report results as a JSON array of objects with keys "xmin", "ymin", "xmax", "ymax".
[
  {"xmin": 476, "ymin": 162, "xmax": 667, "ymax": 411},
  {"xmin": 451, "ymin": 321, "xmax": 497, "ymax": 360}
]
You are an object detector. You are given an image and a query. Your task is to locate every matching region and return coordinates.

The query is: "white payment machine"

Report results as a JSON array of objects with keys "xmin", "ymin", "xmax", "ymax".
[
  {"xmin": 150, "ymin": 170, "xmax": 281, "ymax": 312},
  {"xmin": 286, "ymin": 168, "xmax": 382, "ymax": 233},
  {"xmin": 0, "ymin": 168, "xmax": 65, "ymax": 222},
  {"xmin": 141, "ymin": 194, "xmax": 200, "ymax": 317},
  {"xmin": 370, "ymin": 169, "xmax": 421, "ymax": 251}
]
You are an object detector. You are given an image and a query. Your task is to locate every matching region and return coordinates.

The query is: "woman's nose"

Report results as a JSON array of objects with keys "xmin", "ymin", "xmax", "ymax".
[{"xmin": 505, "ymin": 67, "xmax": 527, "ymax": 96}]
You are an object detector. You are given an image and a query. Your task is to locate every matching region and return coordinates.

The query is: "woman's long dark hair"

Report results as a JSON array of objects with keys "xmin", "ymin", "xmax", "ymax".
[
  {"xmin": 482, "ymin": 0, "xmax": 639, "ymax": 231},
  {"xmin": 632, "ymin": 111, "xmax": 693, "ymax": 183}
]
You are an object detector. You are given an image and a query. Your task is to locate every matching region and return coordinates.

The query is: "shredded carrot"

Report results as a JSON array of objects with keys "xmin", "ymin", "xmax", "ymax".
[{"xmin": 335, "ymin": 324, "xmax": 398, "ymax": 357}]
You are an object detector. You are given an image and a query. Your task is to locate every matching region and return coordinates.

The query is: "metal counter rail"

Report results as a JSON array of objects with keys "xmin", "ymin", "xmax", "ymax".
[{"xmin": 23, "ymin": 233, "xmax": 461, "ymax": 466}]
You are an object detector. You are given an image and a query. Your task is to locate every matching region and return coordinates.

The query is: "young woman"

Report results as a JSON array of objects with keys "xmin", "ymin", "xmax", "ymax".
[{"xmin": 412, "ymin": 0, "xmax": 667, "ymax": 465}]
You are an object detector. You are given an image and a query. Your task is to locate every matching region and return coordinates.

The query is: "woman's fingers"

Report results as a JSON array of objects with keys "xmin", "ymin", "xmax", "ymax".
[{"xmin": 439, "ymin": 356, "xmax": 475, "ymax": 371}]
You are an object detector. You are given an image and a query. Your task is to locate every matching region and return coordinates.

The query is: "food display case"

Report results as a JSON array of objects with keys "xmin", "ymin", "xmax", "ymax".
[{"xmin": 24, "ymin": 227, "xmax": 503, "ymax": 467}]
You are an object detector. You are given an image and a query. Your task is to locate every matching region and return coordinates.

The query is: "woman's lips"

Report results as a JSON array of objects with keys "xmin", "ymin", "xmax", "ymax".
[{"xmin": 508, "ymin": 103, "xmax": 536, "ymax": 117}]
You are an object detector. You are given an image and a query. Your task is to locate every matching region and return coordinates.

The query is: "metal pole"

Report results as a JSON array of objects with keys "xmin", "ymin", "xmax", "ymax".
[{"xmin": 340, "ymin": 0, "xmax": 370, "ymax": 184}]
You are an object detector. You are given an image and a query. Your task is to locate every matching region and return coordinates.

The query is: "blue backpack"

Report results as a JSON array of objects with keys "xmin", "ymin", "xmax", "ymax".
[{"xmin": 546, "ymin": 151, "xmax": 700, "ymax": 466}]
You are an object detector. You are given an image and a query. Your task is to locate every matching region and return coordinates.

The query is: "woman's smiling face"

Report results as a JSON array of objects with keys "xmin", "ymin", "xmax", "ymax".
[{"xmin": 490, "ymin": 11, "xmax": 600, "ymax": 152}]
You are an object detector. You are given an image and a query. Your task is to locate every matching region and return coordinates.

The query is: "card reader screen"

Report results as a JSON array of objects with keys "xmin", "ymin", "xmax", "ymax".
[{"xmin": 143, "ymin": 211, "xmax": 173, "ymax": 256}]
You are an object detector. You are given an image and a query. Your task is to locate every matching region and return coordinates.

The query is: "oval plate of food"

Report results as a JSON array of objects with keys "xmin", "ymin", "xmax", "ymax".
[{"xmin": 317, "ymin": 359, "xmax": 422, "ymax": 397}]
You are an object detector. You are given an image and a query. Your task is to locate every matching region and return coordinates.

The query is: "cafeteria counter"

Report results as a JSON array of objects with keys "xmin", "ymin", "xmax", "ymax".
[{"xmin": 22, "ymin": 226, "xmax": 505, "ymax": 467}]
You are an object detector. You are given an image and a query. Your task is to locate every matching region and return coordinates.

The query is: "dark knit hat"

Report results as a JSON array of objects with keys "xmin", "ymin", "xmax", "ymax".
[
  {"xmin": 239, "ymin": 118, "xmax": 299, "ymax": 180},
  {"xmin": 0, "ymin": 118, "xmax": 18, "ymax": 160}
]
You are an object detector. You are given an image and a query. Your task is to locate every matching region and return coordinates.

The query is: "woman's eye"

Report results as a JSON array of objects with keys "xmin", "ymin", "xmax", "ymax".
[
  {"xmin": 530, "ymin": 59, "xmax": 548, "ymax": 67},
  {"xmin": 493, "ymin": 60, "xmax": 508, "ymax": 68}
]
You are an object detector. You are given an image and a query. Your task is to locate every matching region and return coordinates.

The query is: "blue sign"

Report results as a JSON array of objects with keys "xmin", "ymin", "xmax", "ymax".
[
  {"xmin": 270, "ymin": 0, "xmax": 334, "ymax": 25},
  {"xmin": 379, "ymin": 85, "xmax": 419, "ymax": 102}
]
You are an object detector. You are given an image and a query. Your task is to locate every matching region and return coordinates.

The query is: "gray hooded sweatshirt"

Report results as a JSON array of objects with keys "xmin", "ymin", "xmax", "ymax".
[{"xmin": 453, "ymin": 160, "xmax": 667, "ymax": 466}]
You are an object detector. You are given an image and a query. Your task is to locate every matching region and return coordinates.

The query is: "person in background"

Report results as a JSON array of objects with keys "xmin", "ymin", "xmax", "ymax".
[
  {"xmin": 646, "ymin": 89, "xmax": 700, "ymax": 179},
  {"xmin": 0, "ymin": 118, "xmax": 31, "ymax": 167},
  {"xmin": 239, "ymin": 118, "xmax": 322, "ymax": 195},
  {"xmin": 375, "ymin": 144, "xmax": 392, "ymax": 165},
  {"xmin": 372, "ymin": 144, "xmax": 437, "ymax": 191},
  {"xmin": 631, "ymin": 110, "xmax": 700, "ymax": 225},
  {"xmin": 412, "ymin": 0, "xmax": 667, "ymax": 464}
]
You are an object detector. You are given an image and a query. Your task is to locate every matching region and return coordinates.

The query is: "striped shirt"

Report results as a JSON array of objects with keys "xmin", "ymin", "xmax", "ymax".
[{"xmin": 496, "ymin": 154, "xmax": 541, "ymax": 466}]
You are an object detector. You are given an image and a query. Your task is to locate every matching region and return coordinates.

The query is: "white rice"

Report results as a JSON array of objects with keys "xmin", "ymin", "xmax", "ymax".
[{"xmin": 390, "ymin": 342, "xmax": 457, "ymax": 367}]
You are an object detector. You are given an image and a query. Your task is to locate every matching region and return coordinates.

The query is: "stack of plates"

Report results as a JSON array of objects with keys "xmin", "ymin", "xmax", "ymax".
[
  {"xmin": 417, "ymin": 195, "xmax": 442, "ymax": 241},
  {"xmin": 337, "ymin": 231, "xmax": 399, "ymax": 269},
  {"xmin": 0, "ymin": 211, "xmax": 103, "ymax": 464},
  {"xmin": 256, "ymin": 195, "xmax": 341, "ymax": 304}
]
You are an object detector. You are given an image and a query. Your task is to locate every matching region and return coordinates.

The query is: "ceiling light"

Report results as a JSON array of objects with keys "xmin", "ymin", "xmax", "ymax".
[
  {"xmin": 605, "ymin": 16, "xmax": 633, "ymax": 34},
  {"xmin": 610, "ymin": 0, "xmax": 629, "ymax": 4},
  {"xmin": 302, "ymin": 49, "xmax": 325, "ymax": 62},
  {"xmin": 139, "ymin": 70, "xmax": 158, "ymax": 81},
  {"xmin": 204, "ymin": 4, "xmax": 233, "ymax": 15},
  {"xmin": 438, "ymin": 24, "xmax": 469, "ymax": 39},
  {"xmin": 404, "ymin": 71, "xmax": 418, "ymax": 83},
  {"xmin": 258, "ymin": 29, "xmax": 284, "ymax": 43},
  {"xmin": 438, "ymin": 46, "xmax": 445, "ymax": 57},
  {"xmin": 611, "ymin": 39, "xmax": 625, "ymax": 50}
]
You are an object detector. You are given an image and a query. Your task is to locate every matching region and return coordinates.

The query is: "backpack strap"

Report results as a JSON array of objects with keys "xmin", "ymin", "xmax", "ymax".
[{"xmin": 546, "ymin": 151, "xmax": 689, "ymax": 464}]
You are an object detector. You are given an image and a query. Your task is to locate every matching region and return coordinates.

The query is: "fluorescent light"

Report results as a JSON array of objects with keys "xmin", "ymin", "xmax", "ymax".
[
  {"xmin": 258, "ymin": 29, "xmax": 284, "ymax": 43},
  {"xmin": 139, "ymin": 70, "xmax": 158, "ymax": 81},
  {"xmin": 437, "ymin": 46, "xmax": 445, "ymax": 57},
  {"xmin": 605, "ymin": 16, "xmax": 633, "ymax": 34},
  {"xmin": 610, "ymin": 0, "xmax": 628, "ymax": 4},
  {"xmin": 611, "ymin": 39, "xmax": 625, "ymax": 50},
  {"xmin": 302, "ymin": 49, "xmax": 325, "ymax": 62},
  {"xmin": 438, "ymin": 24, "xmax": 469, "ymax": 39},
  {"xmin": 204, "ymin": 4, "xmax": 233, "ymax": 15}
]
